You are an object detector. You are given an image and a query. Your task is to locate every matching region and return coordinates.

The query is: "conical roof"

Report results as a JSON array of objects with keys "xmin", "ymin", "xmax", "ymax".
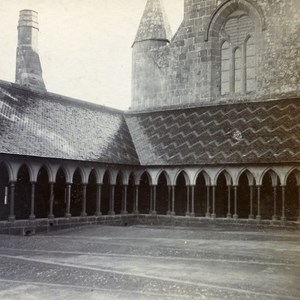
[{"xmin": 133, "ymin": 0, "xmax": 172, "ymax": 45}]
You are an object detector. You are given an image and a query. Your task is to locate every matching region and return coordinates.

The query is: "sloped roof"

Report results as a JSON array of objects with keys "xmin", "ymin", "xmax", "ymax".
[
  {"xmin": 0, "ymin": 81, "xmax": 139, "ymax": 165},
  {"xmin": 134, "ymin": 0, "xmax": 172, "ymax": 44},
  {"xmin": 125, "ymin": 99, "xmax": 300, "ymax": 165}
]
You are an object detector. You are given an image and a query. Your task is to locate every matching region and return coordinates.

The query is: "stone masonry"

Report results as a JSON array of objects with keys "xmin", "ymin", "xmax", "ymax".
[{"xmin": 131, "ymin": 0, "xmax": 300, "ymax": 110}]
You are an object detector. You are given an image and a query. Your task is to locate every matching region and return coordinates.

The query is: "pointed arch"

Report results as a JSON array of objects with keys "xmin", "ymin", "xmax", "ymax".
[
  {"xmin": 139, "ymin": 171, "xmax": 152, "ymax": 186},
  {"xmin": 214, "ymin": 169, "xmax": 232, "ymax": 186},
  {"xmin": 174, "ymin": 170, "xmax": 190, "ymax": 186},
  {"xmin": 259, "ymin": 168, "xmax": 280, "ymax": 186},
  {"xmin": 283, "ymin": 167, "xmax": 300, "ymax": 186},
  {"xmin": 193, "ymin": 169, "xmax": 211, "ymax": 186},
  {"xmin": 236, "ymin": 168, "xmax": 255, "ymax": 186},
  {"xmin": 0, "ymin": 161, "xmax": 14, "ymax": 182},
  {"xmin": 155, "ymin": 169, "xmax": 171, "ymax": 186},
  {"xmin": 17, "ymin": 163, "xmax": 34, "ymax": 183}
]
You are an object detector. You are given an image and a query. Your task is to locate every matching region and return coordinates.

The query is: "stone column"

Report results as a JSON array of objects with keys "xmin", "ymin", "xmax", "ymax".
[
  {"xmin": 8, "ymin": 182, "xmax": 16, "ymax": 221},
  {"xmin": 211, "ymin": 185, "xmax": 216, "ymax": 219},
  {"xmin": 65, "ymin": 184, "xmax": 72, "ymax": 218},
  {"xmin": 48, "ymin": 183, "xmax": 54, "ymax": 219},
  {"xmin": 95, "ymin": 184, "xmax": 102, "ymax": 216},
  {"xmin": 233, "ymin": 186, "xmax": 238, "ymax": 219},
  {"xmin": 205, "ymin": 185, "xmax": 211, "ymax": 217},
  {"xmin": 248, "ymin": 185, "xmax": 254, "ymax": 219},
  {"xmin": 171, "ymin": 185, "xmax": 175, "ymax": 216},
  {"xmin": 226, "ymin": 185, "xmax": 232, "ymax": 218},
  {"xmin": 108, "ymin": 185, "xmax": 115, "ymax": 215},
  {"xmin": 152, "ymin": 185, "xmax": 157, "ymax": 215},
  {"xmin": 185, "ymin": 185, "xmax": 190, "ymax": 216},
  {"xmin": 167, "ymin": 185, "xmax": 171, "ymax": 215},
  {"xmin": 81, "ymin": 184, "xmax": 87, "ymax": 217},
  {"xmin": 149, "ymin": 184, "xmax": 153, "ymax": 214},
  {"xmin": 121, "ymin": 185, "xmax": 128, "ymax": 215},
  {"xmin": 281, "ymin": 186, "xmax": 286, "ymax": 222},
  {"xmin": 256, "ymin": 186, "xmax": 261, "ymax": 221},
  {"xmin": 29, "ymin": 182, "xmax": 36, "ymax": 220},
  {"xmin": 190, "ymin": 185, "xmax": 195, "ymax": 217},
  {"xmin": 134, "ymin": 185, "xmax": 139, "ymax": 214},
  {"xmin": 272, "ymin": 186, "xmax": 278, "ymax": 221}
]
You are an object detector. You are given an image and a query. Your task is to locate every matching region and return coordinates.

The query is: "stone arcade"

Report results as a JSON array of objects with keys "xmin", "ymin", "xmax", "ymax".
[{"xmin": 0, "ymin": 0, "xmax": 300, "ymax": 233}]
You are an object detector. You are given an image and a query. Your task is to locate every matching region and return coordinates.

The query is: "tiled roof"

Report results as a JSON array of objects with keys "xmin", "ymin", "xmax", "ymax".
[
  {"xmin": 134, "ymin": 0, "xmax": 172, "ymax": 44},
  {"xmin": 125, "ymin": 99, "xmax": 300, "ymax": 165},
  {"xmin": 0, "ymin": 81, "xmax": 139, "ymax": 165}
]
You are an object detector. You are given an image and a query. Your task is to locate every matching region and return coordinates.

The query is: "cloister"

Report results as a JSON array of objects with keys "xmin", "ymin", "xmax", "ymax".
[{"xmin": 1, "ymin": 156, "xmax": 300, "ymax": 223}]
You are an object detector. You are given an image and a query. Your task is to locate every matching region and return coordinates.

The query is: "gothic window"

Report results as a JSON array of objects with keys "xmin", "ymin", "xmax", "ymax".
[{"xmin": 220, "ymin": 10, "xmax": 256, "ymax": 95}]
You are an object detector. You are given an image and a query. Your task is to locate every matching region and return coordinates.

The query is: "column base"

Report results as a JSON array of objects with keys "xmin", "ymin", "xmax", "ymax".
[
  {"xmin": 281, "ymin": 216, "xmax": 286, "ymax": 222},
  {"xmin": 133, "ymin": 210, "xmax": 139, "ymax": 214},
  {"xmin": 168, "ymin": 211, "xmax": 175, "ymax": 216},
  {"xmin": 233, "ymin": 214, "xmax": 238, "ymax": 220},
  {"xmin": 151, "ymin": 211, "xmax": 157, "ymax": 215},
  {"xmin": 95, "ymin": 212, "xmax": 102, "ymax": 216},
  {"xmin": 48, "ymin": 214, "xmax": 55, "ymax": 219},
  {"xmin": 65, "ymin": 213, "xmax": 72, "ymax": 218},
  {"xmin": 226, "ymin": 213, "xmax": 232, "ymax": 219},
  {"xmin": 205, "ymin": 212, "xmax": 211, "ymax": 218},
  {"xmin": 248, "ymin": 214, "xmax": 254, "ymax": 220},
  {"xmin": 190, "ymin": 213, "xmax": 195, "ymax": 217},
  {"xmin": 185, "ymin": 212, "xmax": 190, "ymax": 217},
  {"xmin": 272, "ymin": 215, "xmax": 279, "ymax": 221},
  {"xmin": 121, "ymin": 211, "xmax": 128, "ymax": 215},
  {"xmin": 8, "ymin": 216, "xmax": 15, "ymax": 222},
  {"xmin": 256, "ymin": 215, "xmax": 261, "ymax": 221},
  {"xmin": 108, "ymin": 211, "xmax": 115, "ymax": 216},
  {"xmin": 211, "ymin": 213, "xmax": 216, "ymax": 219},
  {"xmin": 29, "ymin": 215, "xmax": 36, "ymax": 220}
]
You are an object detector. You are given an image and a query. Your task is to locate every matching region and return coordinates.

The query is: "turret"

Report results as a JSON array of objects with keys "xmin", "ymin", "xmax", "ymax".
[
  {"xmin": 15, "ymin": 10, "xmax": 46, "ymax": 91},
  {"xmin": 131, "ymin": 0, "xmax": 172, "ymax": 110}
]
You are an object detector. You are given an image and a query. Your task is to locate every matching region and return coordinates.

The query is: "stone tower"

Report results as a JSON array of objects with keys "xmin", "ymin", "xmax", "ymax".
[
  {"xmin": 131, "ymin": 0, "xmax": 300, "ymax": 111},
  {"xmin": 131, "ymin": 0, "xmax": 172, "ymax": 110},
  {"xmin": 15, "ymin": 10, "xmax": 46, "ymax": 91}
]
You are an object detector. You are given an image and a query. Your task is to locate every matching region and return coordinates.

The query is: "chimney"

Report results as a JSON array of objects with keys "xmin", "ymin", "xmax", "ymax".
[{"xmin": 15, "ymin": 10, "xmax": 46, "ymax": 91}]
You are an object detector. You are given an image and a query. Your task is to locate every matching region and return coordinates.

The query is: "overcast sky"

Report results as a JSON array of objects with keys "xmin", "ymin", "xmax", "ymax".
[{"xmin": 0, "ymin": 0, "xmax": 183, "ymax": 110}]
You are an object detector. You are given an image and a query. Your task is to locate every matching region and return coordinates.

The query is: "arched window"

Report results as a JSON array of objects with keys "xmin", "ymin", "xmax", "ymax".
[
  {"xmin": 220, "ymin": 10, "xmax": 256, "ymax": 95},
  {"xmin": 221, "ymin": 41, "xmax": 230, "ymax": 95}
]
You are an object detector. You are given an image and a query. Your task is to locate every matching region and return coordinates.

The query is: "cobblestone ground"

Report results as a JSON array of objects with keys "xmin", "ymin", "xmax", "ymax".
[{"xmin": 0, "ymin": 225, "xmax": 299, "ymax": 299}]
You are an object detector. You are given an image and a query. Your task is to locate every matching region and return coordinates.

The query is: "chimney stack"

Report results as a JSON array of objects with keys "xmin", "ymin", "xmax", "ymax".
[{"xmin": 15, "ymin": 10, "xmax": 46, "ymax": 91}]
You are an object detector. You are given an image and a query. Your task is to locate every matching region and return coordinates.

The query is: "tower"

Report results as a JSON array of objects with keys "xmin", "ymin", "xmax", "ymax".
[
  {"xmin": 131, "ymin": 0, "xmax": 172, "ymax": 110},
  {"xmin": 15, "ymin": 10, "xmax": 46, "ymax": 91}
]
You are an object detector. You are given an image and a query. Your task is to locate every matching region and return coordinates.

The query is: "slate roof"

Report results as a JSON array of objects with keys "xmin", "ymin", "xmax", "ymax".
[
  {"xmin": 0, "ymin": 81, "xmax": 139, "ymax": 165},
  {"xmin": 1, "ymin": 80, "xmax": 300, "ymax": 167},
  {"xmin": 134, "ymin": 0, "xmax": 172, "ymax": 44},
  {"xmin": 125, "ymin": 99, "xmax": 300, "ymax": 165}
]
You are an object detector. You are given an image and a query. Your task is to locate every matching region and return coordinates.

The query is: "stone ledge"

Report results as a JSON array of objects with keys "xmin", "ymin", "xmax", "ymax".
[{"xmin": 0, "ymin": 215, "xmax": 299, "ymax": 235}]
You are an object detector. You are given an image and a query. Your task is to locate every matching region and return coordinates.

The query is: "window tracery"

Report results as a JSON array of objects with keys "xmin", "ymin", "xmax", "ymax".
[{"xmin": 220, "ymin": 10, "xmax": 256, "ymax": 95}]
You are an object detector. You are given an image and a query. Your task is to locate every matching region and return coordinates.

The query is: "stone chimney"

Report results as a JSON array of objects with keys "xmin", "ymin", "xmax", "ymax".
[{"xmin": 15, "ymin": 10, "xmax": 46, "ymax": 91}]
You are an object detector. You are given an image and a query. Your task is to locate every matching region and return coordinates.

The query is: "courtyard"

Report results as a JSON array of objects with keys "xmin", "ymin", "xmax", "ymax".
[{"xmin": 0, "ymin": 224, "xmax": 299, "ymax": 299}]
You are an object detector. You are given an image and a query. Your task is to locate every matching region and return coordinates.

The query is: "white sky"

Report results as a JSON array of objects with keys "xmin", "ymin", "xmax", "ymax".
[{"xmin": 0, "ymin": 0, "xmax": 183, "ymax": 110}]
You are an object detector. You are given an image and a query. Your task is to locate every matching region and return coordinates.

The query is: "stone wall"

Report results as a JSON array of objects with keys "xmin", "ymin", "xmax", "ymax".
[{"xmin": 131, "ymin": 0, "xmax": 300, "ymax": 110}]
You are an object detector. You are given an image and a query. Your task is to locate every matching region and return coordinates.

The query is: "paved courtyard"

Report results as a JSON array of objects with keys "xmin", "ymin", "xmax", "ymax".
[{"xmin": 0, "ymin": 224, "xmax": 299, "ymax": 299}]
